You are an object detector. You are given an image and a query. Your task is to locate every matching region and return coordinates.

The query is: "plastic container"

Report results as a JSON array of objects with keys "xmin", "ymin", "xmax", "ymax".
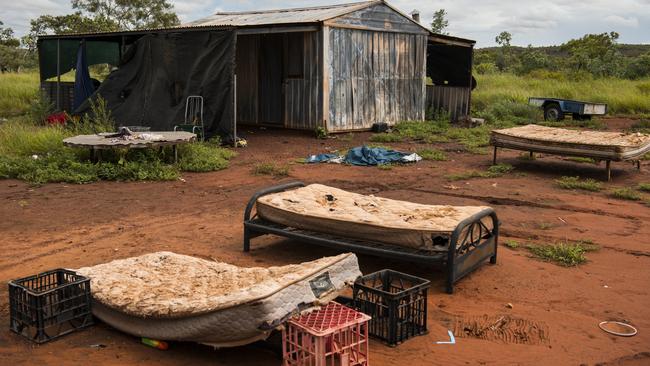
[
  {"xmin": 9, "ymin": 269, "xmax": 93, "ymax": 343},
  {"xmin": 283, "ymin": 302, "xmax": 370, "ymax": 366},
  {"xmin": 353, "ymin": 269, "xmax": 430, "ymax": 346}
]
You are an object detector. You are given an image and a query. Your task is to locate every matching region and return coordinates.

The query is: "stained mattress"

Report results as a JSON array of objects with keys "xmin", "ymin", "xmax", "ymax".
[
  {"xmin": 256, "ymin": 184, "xmax": 492, "ymax": 251},
  {"xmin": 490, "ymin": 124, "xmax": 650, "ymax": 161},
  {"xmin": 75, "ymin": 252, "xmax": 361, "ymax": 347}
]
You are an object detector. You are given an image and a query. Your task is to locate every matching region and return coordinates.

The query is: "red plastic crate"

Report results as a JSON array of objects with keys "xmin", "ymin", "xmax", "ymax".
[{"xmin": 283, "ymin": 302, "xmax": 371, "ymax": 366}]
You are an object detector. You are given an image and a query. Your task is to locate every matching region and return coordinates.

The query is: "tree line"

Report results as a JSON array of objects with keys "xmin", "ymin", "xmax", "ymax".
[{"xmin": 1, "ymin": 0, "xmax": 178, "ymax": 72}]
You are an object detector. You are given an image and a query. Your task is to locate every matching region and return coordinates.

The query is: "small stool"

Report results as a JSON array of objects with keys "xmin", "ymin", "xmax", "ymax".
[{"xmin": 283, "ymin": 302, "xmax": 371, "ymax": 366}]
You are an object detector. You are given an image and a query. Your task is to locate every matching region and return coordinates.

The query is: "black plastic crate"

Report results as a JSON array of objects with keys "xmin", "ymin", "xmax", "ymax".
[
  {"xmin": 353, "ymin": 269, "xmax": 430, "ymax": 346},
  {"xmin": 9, "ymin": 269, "xmax": 93, "ymax": 343}
]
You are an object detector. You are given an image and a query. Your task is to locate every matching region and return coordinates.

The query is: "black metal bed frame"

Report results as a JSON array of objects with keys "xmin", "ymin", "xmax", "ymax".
[{"xmin": 243, "ymin": 182, "xmax": 499, "ymax": 294}]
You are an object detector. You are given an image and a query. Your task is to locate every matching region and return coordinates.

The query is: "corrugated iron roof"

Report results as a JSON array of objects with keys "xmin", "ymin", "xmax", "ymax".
[{"xmin": 182, "ymin": 1, "xmax": 380, "ymax": 27}]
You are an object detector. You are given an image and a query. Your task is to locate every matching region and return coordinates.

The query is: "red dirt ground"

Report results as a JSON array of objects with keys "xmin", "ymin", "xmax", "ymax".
[{"xmin": 1, "ymin": 119, "xmax": 649, "ymax": 365}]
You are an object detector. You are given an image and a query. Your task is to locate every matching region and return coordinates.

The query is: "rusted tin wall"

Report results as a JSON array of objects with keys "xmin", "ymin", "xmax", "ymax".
[
  {"xmin": 284, "ymin": 31, "xmax": 322, "ymax": 130},
  {"xmin": 426, "ymin": 85, "xmax": 470, "ymax": 122},
  {"xmin": 327, "ymin": 28, "xmax": 427, "ymax": 131}
]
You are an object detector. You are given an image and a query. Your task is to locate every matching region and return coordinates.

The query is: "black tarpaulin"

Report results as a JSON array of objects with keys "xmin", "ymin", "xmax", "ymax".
[{"xmin": 78, "ymin": 30, "xmax": 236, "ymax": 139}]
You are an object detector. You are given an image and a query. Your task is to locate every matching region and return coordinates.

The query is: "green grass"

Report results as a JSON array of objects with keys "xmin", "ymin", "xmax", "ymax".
[
  {"xmin": 537, "ymin": 222, "xmax": 554, "ymax": 230},
  {"xmin": 253, "ymin": 163, "xmax": 290, "ymax": 177},
  {"xmin": 0, "ymin": 72, "xmax": 39, "ymax": 117},
  {"xmin": 474, "ymin": 73, "xmax": 650, "ymax": 115},
  {"xmin": 638, "ymin": 183, "xmax": 650, "ymax": 192},
  {"xmin": 0, "ymin": 117, "xmax": 235, "ymax": 184},
  {"xmin": 446, "ymin": 163, "xmax": 514, "ymax": 181},
  {"xmin": 377, "ymin": 164, "xmax": 393, "ymax": 170},
  {"xmin": 369, "ymin": 133, "xmax": 402, "ymax": 143},
  {"xmin": 504, "ymin": 240, "xmax": 520, "ymax": 249},
  {"xmin": 610, "ymin": 187, "xmax": 642, "ymax": 201},
  {"xmin": 555, "ymin": 176, "xmax": 603, "ymax": 191},
  {"xmin": 526, "ymin": 243, "xmax": 586, "ymax": 266},
  {"xmin": 417, "ymin": 148, "xmax": 447, "ymax": 161},
  {"xmin": 525, "ymin": 241, "xmax": 598, "ymax": 267},
  {"xmin": 370, "ymin": 120, "xmax": 504, "ymax": 154}
]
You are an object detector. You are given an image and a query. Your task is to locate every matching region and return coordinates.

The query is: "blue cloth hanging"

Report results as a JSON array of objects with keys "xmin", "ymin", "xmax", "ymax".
[{"xmin": 73, "ymin": 42, "xmax": 95, "ymax": 110}]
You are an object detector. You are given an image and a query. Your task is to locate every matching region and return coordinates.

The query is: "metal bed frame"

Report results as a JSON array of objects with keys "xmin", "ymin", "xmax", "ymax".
[{"xmin": 243, "ymin": 182, "xmax": 499, "ymax": 294}]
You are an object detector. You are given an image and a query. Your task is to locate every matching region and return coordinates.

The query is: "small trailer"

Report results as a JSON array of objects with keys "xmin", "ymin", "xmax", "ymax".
[{"xmin": 529, "ymin": 97, "xmax": 607, "ymax": 121}]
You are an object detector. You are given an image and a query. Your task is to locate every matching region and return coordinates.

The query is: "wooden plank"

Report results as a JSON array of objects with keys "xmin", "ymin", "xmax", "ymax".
[{"xmin": 322, "ymin": 26, "xmax": 331, "ymax": 130}]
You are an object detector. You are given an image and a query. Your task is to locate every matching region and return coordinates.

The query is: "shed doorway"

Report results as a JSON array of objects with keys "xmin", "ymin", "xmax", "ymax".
[{"xmin": 236, "ymin": 33, "xmax": 285, "ymax": 127}]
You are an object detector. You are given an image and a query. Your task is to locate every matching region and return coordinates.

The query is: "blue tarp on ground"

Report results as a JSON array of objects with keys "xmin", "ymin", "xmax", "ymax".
[{"xmin": 307, "ymin": 146, "xmax": 421, "ymax": 166}]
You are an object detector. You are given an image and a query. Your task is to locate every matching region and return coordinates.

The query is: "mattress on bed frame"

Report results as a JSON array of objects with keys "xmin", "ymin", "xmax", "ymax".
[
  {"xmin": 490, "ymin": 124, "xmax": 650, "ymax": 161},
  {"xmin": 256, "ymin": 184, "xmax": 492, "ymax": 252}
]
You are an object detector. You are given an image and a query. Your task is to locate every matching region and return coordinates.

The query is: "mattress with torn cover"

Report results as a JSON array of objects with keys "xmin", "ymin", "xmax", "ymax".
[
  {"xmin": 76, "ymin": 251, "xmax": 361, "ymax": 346},
  {"xmin": 490, "ymin": 124, "xmax": 650, "ymax": 161},
  {"xmin": 256, "ymin": 184, "xmax": 492, "ymax": 251}
]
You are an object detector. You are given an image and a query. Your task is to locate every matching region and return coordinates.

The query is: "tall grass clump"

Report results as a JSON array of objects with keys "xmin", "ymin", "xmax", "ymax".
[
  {"xmin": 555, "ymin": 176, "xmax": 602, "ymax": 191},
  {"xmin": 0, "ymin": 72, "xmax": 39, "ymax": 117},
  {"xmin": 526, "ymin": 242, "xmax": 595, "ymax": 266}
]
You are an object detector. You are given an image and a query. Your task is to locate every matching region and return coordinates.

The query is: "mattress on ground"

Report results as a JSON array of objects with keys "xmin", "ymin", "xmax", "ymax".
[
  {"xmin": 256, "ymin": 184, "xmax": 492, "ymax": 252},
  {"xmin": 490, "ymin": 124, "xmax": 650, "ymax": 161},
  {"xmin": 76, "ymin": 252, "xmax": 361, "ymax": 347}
]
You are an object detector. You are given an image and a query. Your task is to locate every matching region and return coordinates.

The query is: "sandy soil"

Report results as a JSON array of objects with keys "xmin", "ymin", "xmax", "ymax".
[{"xmin": 1, "ymin": 119, "xmax": 649, "ymax": 365}]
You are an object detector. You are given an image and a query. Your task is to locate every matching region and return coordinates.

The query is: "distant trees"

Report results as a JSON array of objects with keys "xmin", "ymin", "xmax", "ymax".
[
  {"xmin": 561, "ymin": 32, "xmax": 624, "ymax": 77},
  {"xmin": 0, "ymin": 20, "xmax": 32, "ymax": 72},
  {"xmin": 494, "ymin": 31, "xmax": 512, "ymax": 71},
  {"xmin": 24, "ymin": 0, "xmax": 180, "ymax": 50},
  {"xmin": 474, "ymin": 30, "xmax": 649, "ymax": 80},
  {"xmin": 430, "ymin": 9, "xmax": 449, "ymax": 35}
]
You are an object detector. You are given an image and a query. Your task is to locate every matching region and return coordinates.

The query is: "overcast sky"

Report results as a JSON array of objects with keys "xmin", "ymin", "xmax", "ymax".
[{"xmin": 1, "ymin": 0, "xmax": 649, "ymax": 47}]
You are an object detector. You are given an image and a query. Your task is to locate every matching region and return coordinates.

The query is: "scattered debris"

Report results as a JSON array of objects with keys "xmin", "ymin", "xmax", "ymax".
[
  {"xmin": 506, "ymin": 303, "xmax": 514, "ymax": 309},
  {"xmin": 436, "ymin": 330, "xmax": 456, "ymax": 344}
]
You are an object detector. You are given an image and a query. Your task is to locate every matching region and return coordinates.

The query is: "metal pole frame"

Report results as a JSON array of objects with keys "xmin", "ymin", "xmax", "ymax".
[{"xmin": 56, "ymin": 39, "xmax": 61, "ymax": 111}]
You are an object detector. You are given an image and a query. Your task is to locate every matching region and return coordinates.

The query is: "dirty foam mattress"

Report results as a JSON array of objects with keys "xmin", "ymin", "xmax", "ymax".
[
  {"xmin": 490, "ymin": 124, "xmax": 650, "ymax": 161},
  {"xmin": 256, "ymin": 184, "xmax": 492, "ymax": 251},
  {"xmin": 76, "ymin": 251, "xmax": 361, "ymax": 347}
]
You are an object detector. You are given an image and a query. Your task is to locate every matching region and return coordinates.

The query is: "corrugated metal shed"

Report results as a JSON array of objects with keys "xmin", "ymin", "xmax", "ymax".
[{"xmin": 183, "ymin": 1, "xmax": 379, "ymax": 27}]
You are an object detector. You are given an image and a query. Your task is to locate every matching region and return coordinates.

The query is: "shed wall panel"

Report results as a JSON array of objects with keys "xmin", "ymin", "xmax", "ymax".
[
  {"xmin": 284, "ymin": 31, "xmax": 322, "ymax": 130},
  {"xmin": 426, "ymin": 85, "xmax": 470, "ymax": 122},
  {"xmin": 327, "ymin": 28, "xmax": 426, "ymax": 131}
]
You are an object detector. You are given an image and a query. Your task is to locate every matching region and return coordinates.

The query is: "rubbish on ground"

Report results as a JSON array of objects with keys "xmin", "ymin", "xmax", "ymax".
[
  {"xmin": 142, "ymin": 337, "xmax": 169, "ymax": 350},
  {"xmin": 283, "ymin": 302, "xmax": 370, "ymax": 365},
  {"xmin": 306, "ymin": 145, "xmax": 421, "ymax": 166},
  {"xmin": 558, "ymin": 217, "xmax": 567, "ymax": 224},
  {"xmin": 506, "ymin": 303, "xmax": 514, "ymax": 309},
  {"xmin": 75, "ymin": 251, "xmax": 361, "ymax": 347},
  {"xmin": 436, "ymin": 330, "xmax": 456, "ymax": 344},
  {"xmin": 89, "ymin": 344, "xmax": 107, "ymax": 348},
  {"xmin": 598, "ymin": 321, "xmax": 637, "ymax": 337}
]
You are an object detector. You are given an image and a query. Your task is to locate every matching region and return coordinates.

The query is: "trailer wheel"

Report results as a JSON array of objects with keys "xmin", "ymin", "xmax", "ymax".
[{"xmin": 544, "ymin": 103, "xmax": 564, "ymax": 121}]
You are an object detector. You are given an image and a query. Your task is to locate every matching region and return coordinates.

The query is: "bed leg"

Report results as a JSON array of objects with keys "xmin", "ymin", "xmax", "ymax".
[
  {"xmin": 445, "ymin": 278, "xmax": 454, "ymax": 294},
  {"xmin": 243, "ymin": 229, "xmax": 251, "ymax": 252},
  {"xmin": 636, "ymin": 160, "xmax": 641, "ymax": 170},
  {"xmin": 606, "ymin": 160, "xmax": 611, "ymax": 181},
  {"xmin": 529, "ymin": 151, "xmax": 534, "ymax": 159},
  {"xmin": 492, "ymin": 146, "xmax": 497, "ymax": 165}
]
